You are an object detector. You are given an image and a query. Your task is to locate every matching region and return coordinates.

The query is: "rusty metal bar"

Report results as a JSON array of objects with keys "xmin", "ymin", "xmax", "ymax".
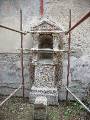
[
  {"xmin": 65, "ymin": 87, "xmax": 90, "ymax": 113},
  {"xmin": 66, "ymin": 9, "xmax": 71, "ymax": 103},
  {"xmin": 40, "ymin": 0, "xmax": 44, "ymax": 16},
  {"xmin": 65, "ymin": 11, "xmax": 90, "ymax": 35},
  {"xmin": 20, "ymin": 9, "xmax": 25, "ymax": 98},
  {"xmin": 0, "ymin": 85, "xmax": 22, "ymax": 107},
  {"xmin": 0, "ymin": 24, "xmax": 26, "ymax": 35}
]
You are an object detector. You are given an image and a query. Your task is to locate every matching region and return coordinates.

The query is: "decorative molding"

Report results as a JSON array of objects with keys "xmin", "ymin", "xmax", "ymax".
[{"xmin": 31, "ymin": 20, "xmax": 63, "ymax": 32}]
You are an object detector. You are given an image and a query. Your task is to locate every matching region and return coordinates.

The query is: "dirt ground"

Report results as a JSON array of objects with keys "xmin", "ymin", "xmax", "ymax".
[{"xmin": 0, "ymin": 96, "xmax": 89, "ymax": 120}]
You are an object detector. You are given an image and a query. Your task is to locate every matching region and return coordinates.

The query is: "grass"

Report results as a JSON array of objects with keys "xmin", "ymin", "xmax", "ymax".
[{"xmin": 0, "ymin": 96, "xmax": 87, "ymax": 120}]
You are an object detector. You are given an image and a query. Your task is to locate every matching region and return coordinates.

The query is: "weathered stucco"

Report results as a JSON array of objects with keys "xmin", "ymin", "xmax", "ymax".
[
  {"xmin": 0, "ymin": 53, "xmax": 30, "ymax": 96},
  {"xmin": 0, "ymin": 0, "xmax": 90, "ymax": 54},
  {"xmin": 0, "ymin": 0, "xmax": 90, "ymax": 101}
]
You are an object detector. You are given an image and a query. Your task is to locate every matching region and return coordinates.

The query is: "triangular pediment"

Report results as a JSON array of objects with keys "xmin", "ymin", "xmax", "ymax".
[{"xmin": 31, "ymin": 18, "xmax": 64, "ymax": 32}]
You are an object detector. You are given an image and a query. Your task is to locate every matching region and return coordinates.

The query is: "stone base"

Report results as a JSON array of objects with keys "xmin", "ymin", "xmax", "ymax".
[
  {"xmin": 33, "ymin": 96, "xmax": 47, "ymax": 120},
  {"xmin": 29, "ymin": 86, "xmax": 58, "ymax": 105}
]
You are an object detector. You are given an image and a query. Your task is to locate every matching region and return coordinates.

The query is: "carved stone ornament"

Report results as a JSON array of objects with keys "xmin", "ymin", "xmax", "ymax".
[{"xmin": 31, "ymin": 19, "xmax": 64, "ymax": 32}]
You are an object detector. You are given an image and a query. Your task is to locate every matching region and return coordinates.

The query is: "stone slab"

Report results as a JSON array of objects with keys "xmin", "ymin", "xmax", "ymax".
[
  {"xmin": 33, "ymin": 96, "xmax": 47, "ymax": 120},
  {"xmin": 29, "ymin": 86, "xmax": 58, "ymax": 105}
]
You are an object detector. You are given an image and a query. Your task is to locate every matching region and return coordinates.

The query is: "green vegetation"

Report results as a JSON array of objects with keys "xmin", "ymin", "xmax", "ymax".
[
  {"xmin": 63, "ymin": 102, "xmax": 84, "ymax": 120},
  {"xmin": 0, "ymin": 97, "xmax": 86, "ymax": 120}
]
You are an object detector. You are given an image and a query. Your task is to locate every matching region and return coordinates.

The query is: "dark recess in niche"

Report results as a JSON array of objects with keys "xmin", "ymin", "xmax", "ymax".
[
  {"xmin": 39, "ymin": 34, "xmax": 53, "ymax": 49},
  {"xmin": 38, "ymin": 34, "xmax": 53, "ymax": 59}
]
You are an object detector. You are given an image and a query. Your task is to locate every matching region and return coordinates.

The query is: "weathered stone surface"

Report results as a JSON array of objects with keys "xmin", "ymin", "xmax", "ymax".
[
  {"xmin": 35, "ymin": 96, "xmax": 47, "ymax": 106},
  {"xmin": 0, "ymin": 0, "xmax": 89, "ymax": 56},
  {"xmin": 70, "ymin": 56, "xmax": 90, "ymax": 99},
  {"xmin": 29, "ymin": 86, "xmax": 58, "ymax": 105},
  {"xmin": 60, "ymin": 55, "xmax": 90, "ymax": 100},
  {"xmin": 34, "ymin": 64, "xmax": 55, "ymax": 87},
  {"xmin": 0, "ymin": 0, "xmax": 90, "ymax": 102},
  {"xmin": 0, "ymin": 53, "xmax": 30, "ymax": 96},
  {"xmin": 34, "ymin": 96, "xmax": 47, "ymax": 120},
  {"xmin": 71, "ymin": 56, "xmax": 90, "ymax": 83},
  {"xmin": 1, "ymin": 53, "xmax": 90, "ymax": 101}
]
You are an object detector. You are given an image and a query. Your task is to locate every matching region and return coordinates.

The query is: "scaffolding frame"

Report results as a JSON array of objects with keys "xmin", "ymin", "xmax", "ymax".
[
  {"xmin": 0, "ymin": 9, "xmax": 90, "ymax": 113},
  {"xmin": 65, "ymin": 10, "xmax": 90, "ymax": 113},
  {"xmin": 0, "ymin": 9, "xmax": 26, "ymax": 107}
]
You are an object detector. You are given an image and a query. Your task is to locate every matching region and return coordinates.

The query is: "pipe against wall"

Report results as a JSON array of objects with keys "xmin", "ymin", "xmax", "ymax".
[
  {"xmin": 40, "ymin": 0, "xmax": 44, "ymax": 17},
  {"xmin": 20, "ymin": 9, "xmax": 25, "ymax": 98},
  {"xmin": 66, "ymin": 9, "xmax": 71, "ymax": 103}
]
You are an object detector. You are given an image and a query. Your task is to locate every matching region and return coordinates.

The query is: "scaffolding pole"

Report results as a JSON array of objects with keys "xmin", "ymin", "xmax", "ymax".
[
  {"xmin": 40, "ymin": 0, "xmax": 44, "ymax": 17},
  {"xmin": 0, "ymin": 24, "xmax": 26, "ymax": 35},
  {"xmin": 20, "ymin": 9, "xmax": 25, "ymax": 98},
  {"xmin": 65, "ymin": 11, "xmax": 90, "ymax": 35},
  {"xmin": 66, "ymin": 9, "xmax": 71, "ymax": 103},
  {"xmin": 0, "ymin": 85, "xmax": 22, "ymax": 107},
  {"xmin": 65, "ymin": 87, "xmax": 90, "ymax": 113}
]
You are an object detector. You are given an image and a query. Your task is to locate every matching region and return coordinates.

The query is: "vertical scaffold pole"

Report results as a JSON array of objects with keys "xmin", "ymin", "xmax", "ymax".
[
  {"xmin": 66, "ymin": 9, "xmax": 71, "ymax": 103},
  {"xmin": 20, "ymin": 9, "xmax": 24, "ymax": 98}
]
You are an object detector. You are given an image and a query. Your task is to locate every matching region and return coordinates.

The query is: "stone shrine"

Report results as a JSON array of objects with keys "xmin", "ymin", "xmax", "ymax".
[{"xmin": 29, "ymin": 18, "xmax": 64, "ymax": 105}]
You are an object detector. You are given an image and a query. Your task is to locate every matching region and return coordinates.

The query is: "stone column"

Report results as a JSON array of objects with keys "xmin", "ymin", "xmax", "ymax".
[
  {"xmin": 58, "ymin": 33, "xmax": 64, "ymax": 49},
  {"xmin": 32, "ymin": 51, "xmax": 38, "ymax": 64},
  {"xmin": 32, "ymin": 33, "xmax": 39, "ymax": 49},
  {"xmin": 52, "ymin": 33, "xmax": 59, "ymax": 50},
  {"xmin": 31, "ymin": 33, "xmax": 39, "ymax": 64}
]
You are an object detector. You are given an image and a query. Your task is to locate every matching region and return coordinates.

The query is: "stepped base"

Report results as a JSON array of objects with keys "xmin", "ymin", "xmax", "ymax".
[{"xmin": 29, "ymin": 86, "xmax": 58, "ymax": 105}]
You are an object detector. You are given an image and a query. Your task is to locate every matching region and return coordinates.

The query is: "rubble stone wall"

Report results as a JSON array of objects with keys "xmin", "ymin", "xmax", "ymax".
[
  {"xmin": 0, "ymin": 0, "xmax": 90, "ymax": 101},
  {"xmin": 0, "ymin": 53, "xmax": 30, "ymax": 97},
  {"xmin": 34, "ymin": 64, "xmax": 55, "ymax": 87}
]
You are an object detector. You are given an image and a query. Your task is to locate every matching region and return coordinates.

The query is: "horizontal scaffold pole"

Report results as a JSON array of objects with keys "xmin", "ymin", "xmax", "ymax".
[
  {"xmin": 65, "ymin": 11, "xmax": 90, "ymax": 35},
  {"xmin": 0, "ymin": 85, "xmax": 22, "ymax": 107},
  {"xmin": 65, "ymin": 87, "xmax": 90, "ymax": 113},
  {"xmin": 26, "ymin": 30, "xmax": 64, "ymax": 33},
  {"xmin": 0, "ymin": 24, "xmax": 26, "ymax": 35}
]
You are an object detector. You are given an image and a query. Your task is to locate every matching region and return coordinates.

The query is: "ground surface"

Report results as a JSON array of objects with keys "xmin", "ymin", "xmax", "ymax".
[{"xmin": 0, "ymin": 96, "xmax": 89, "ymax": 120}]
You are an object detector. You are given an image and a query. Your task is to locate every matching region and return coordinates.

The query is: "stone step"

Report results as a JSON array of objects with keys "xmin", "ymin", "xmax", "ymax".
[
  {"xmin": 29, "ymin": 86, "xmax": 58, "ymax": 105},
  {"xmin": 33, "ymin": 96, "xmax": 47, "ymax": 120}
]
